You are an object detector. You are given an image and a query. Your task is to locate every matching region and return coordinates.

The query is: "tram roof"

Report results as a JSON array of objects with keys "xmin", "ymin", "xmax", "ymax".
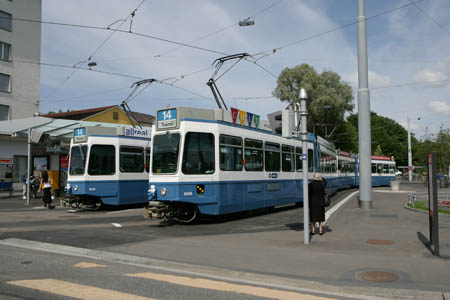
[{"xmin": 0, "ymin": 117, "xmax": 150, "ymax": 142}]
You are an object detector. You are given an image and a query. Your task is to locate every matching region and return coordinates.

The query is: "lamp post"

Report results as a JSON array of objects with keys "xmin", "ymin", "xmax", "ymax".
[
  {"xmin": 300, "ymin": 88, "xmax": 309, "ymax": 245},
  {"xmin": 407, "ymin": 116, "xmax": 420, "ymax": 183}
]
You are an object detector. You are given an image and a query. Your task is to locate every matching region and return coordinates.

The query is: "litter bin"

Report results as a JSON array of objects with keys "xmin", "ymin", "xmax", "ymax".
[{"xmin": 391, "ymin": 180, "xmax": 400, "ymax": 191}]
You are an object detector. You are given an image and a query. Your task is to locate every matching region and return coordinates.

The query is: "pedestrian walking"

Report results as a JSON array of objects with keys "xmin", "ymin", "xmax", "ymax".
[
  {"xmin": 308, "ymin": 173, "xmax": 326, "ymax": 235},
  {"xmin": 38, "ymin": 171, "xmax": 54, "ymax": 209}
]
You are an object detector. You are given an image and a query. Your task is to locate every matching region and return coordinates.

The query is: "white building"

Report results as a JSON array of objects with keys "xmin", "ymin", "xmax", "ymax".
[{"xmin": 0, "ymin": 0, "xmax": 41, "ymax": 121}]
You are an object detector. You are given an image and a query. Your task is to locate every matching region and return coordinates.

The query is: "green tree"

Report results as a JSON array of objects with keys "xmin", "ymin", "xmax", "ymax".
[
  {"xmin": 374, "ymin": 144, "xmax": 384, "ymax": 156},
  {"xmin": 272, "ymin": 64, "xmax": 354, "ymax": 144},
  {"xmin": 347, "ymin": 112, "xmax": 409, "ymax": 166}
]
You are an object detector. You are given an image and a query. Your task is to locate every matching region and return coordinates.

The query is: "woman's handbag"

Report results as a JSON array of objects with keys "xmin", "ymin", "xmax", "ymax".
[{"xmin": 324, "ymin": 194, "xmax": 330, "ymax": 207}]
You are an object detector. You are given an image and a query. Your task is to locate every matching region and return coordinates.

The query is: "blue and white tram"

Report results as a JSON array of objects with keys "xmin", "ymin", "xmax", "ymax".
[
  {"xmin": 65, "ymin": 126, "xmax": 151, "ymax": 207},
  {"xmin": 146, "ymin": 107, "xmax": 316, "ymax": 221},
  {"xmin": 371, "ymin": 155, "xmax": 396, "ymax": 186}
]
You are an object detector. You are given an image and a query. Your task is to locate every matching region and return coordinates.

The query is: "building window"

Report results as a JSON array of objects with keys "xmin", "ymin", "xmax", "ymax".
[
  {"xmin": 0, "ymin": 42, "xmax": 11, "ymax": 61},
  {"xmin": 0, "ymin": 104, "xmax": 9, "ymax": 120},
  {"xmin": 113, "ymin": 111, "xmax": 119, "ymax": 120},
  {"xmin": 0, "ymin": 73, "xmax": 10, "ymax": 92},
  {"xmin": 0, "ymin": 11, "xmax": 12, "ymax": 31}
]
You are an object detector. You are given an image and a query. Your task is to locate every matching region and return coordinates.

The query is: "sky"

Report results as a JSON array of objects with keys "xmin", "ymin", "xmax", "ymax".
[{"xmin": 37, "ymin": 0, "xmax": 450, "ymax": 139}]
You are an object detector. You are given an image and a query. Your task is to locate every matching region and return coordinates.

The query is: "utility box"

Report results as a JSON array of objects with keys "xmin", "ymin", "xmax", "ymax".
[{"xmin": 267, "ymin": 110, "xmax": 296, "ymax": 138}]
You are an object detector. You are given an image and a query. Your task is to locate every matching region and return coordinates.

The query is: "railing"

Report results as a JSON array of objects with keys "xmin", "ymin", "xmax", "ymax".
[{"xmin": 408, "ymin": 192, "xmax": 450, "ymax": 211}]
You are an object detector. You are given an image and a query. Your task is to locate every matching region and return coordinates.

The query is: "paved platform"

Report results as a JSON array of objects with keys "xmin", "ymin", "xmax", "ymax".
[{"xmin": 104, "ymin": 185, "xmax": 450, "ymax": 299}]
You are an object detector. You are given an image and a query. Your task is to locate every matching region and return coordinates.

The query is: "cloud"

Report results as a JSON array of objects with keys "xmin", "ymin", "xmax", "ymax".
[
  {"xmin": 399, "ymin": 121, "xmax": 419, "ymax": 131},
  {"xmin": 342, "ymin": 71, "xmax": 391, "ymax": 89},
  {"xmin": 412, "ymin": 70, "xmax": 447, "ymax": 87},
  {"xmin": 428, "ymin": 101, "xmax": 450, "ymax": 115}
]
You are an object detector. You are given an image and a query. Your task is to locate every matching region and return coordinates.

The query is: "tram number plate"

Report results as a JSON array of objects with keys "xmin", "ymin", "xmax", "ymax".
[
  {"xmin": 268, "ymin": 173, "xmax": 278, "ymax": 179},
  {"xmin": 157, "ymin": 108, "xmax": 177, "ymax": 129},
  {"xmin": 302, "ymin": 154, "xmax": 307, "ymax": 160},
  {"xmin": 74, "ymin": 127, "xmax": 86, "ymax": 143}
]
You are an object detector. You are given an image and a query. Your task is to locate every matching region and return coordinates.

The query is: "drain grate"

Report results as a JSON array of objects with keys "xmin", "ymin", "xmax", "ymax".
[
  {"xmin": 356, "ymin": 271, "xmax": 400, "ymax": 282},
  {"xmin": 366, "ymin": 239, "xmax": 395, "ymax": 245},
  {"xmin": 369, "ymin": 214, "xmax": 399, "ymax": 218}
]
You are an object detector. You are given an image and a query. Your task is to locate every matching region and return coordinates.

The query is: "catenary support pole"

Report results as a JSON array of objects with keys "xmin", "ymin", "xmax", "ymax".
[
  {"xmin": 300, "ymin": 88, "xmax": 309, "ymax": 244},
  {"xmin": 26, "ymin": 127, "xmax": 31, "ymax": 206},
  {"xmin": 407, "ymin": 117, "xmax": 412, "ymax": 183},
  {"xmin": 357, "ymin": 0, "xmax": 372, "ymax": 209}
]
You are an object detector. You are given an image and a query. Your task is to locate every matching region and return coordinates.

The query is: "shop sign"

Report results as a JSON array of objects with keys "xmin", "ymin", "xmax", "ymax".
[{"xmin": 44, "ymin": 145, "xmax": 62, "ymax": 153}]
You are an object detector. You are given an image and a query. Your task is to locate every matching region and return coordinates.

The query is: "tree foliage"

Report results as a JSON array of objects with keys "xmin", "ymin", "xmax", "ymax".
[
  {"xmin": 347, "ymin": 112, "xmax": 409, "ymax": 166},
  {"xmin": 272, "ymin": 64, "xmax": 354, "ymax": 143}
]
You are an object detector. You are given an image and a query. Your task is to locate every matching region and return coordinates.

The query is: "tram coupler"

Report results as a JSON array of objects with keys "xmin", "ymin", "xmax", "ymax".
[{"xmin": 144, "ymin": 201, "xmax": 168, "ymax": 220}]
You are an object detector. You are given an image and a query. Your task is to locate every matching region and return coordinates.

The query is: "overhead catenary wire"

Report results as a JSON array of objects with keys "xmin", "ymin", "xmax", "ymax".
[
  {"xmin": 40, "ymin": 0, "xmax": 148, "ymax": 101},
  {"xmin": 252, "ymin": 0, "xmax": 426, "ymax": 58},
  {"xmin": 153, "ymin": 0, "xmax": 284, "ymax": 58}
]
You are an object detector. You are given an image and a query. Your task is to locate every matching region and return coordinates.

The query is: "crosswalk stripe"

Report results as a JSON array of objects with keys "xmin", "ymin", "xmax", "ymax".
[
  {"xmin": 7, "ymin": 279, "xmax": 156, "ymax": 300},
  {"xmin": 127, "ymin": 272, "xmax": 337, "ymax": 300}
]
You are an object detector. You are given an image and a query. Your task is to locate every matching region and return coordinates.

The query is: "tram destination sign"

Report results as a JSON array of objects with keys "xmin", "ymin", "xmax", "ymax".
[
  {"xmin": 157, "ymin": 108, "xmax": 178, "ymax": 130},
  {"xmin": 73, "ymin": 127, "xmax": 86, "ymax": 143}
]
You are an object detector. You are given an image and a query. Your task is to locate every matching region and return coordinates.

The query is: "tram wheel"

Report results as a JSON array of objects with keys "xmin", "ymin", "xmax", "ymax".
[
  {"xmin": 70, "ymin": 200, "xmax": 81, "ymax": 209},
  {"xmin": 174, "ymin": 205, "xmax": 198, "ymax": 223}
]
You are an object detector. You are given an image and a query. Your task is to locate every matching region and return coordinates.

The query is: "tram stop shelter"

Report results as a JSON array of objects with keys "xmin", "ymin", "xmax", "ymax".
[{"xmin": 0, "ymin": 117, "xmax": 135, "ymax": 198}]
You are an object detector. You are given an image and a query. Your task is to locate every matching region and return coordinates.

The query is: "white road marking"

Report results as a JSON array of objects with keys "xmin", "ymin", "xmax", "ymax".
[
  {"xmin": 325, "ymin": 191, "xmax": 358, "ymax": 224},
  {"xmin": 112, "ymin": 223, "xmax": 122, "ymax": 227},
  {"xmin": 106, "ymin": 209, "xmax": 141, "ymax": 215},
  {"xmin": 0, "ymin": 238, "xmax": 388, "ymax": 300}
]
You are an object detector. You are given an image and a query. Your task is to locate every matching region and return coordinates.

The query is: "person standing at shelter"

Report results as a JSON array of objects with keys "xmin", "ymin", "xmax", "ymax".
[
  {"xmin": 21, "ymin": 171, "xmax": 28, "ymax": 200},
  {"xmin": 308, "ymin": 173, "xmax": 326, "ymax": 235},
  {"xmin": 38, "ymin": 171, "xmax": 54, "ymax": 209}
]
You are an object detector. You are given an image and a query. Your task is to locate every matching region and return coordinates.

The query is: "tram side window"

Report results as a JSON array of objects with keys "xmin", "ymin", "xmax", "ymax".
[
  {"xmin": 282, "ymin": 145, "xmax": 294, "ymax": 172},
  {"xmin": 244, "ymin": 139, "xmax": 263, "ymax": 171},
  {"xmin": 308, "ymin": 149, "xmax": 314, "ymax": 172},
  {"xmin": 145, "ymin": 147, "xmax": 150, "ymax": 172},
  {"xmin": 265, "ymin": 142, "xmax": 280, "ymax": 172},
  {"xmin": 295, "ymin": 147, "xmax": 303, "ymax": 171},
  {"xmin": 331, "ymin": 156, "xmax": 337, "ymax": 173},
  {"xmin": 182, "ymin": 132, "xmax": 215, "ymax": 175},
  {"xmin": 377, "ymin": 164, "xmax": 383, "ymax": 174},
  {"xmin": 371, "ymin": 163, "xmax": 377, "ymax": 174},
  {"xmin": 383, "ymin": 164, "xmax": 389, "ymax": 174},
  {"xmin": 152, "ymin": 133, "xmax": 180, "ymax": 174},
  {"xmin": 389, "ymin": 164, "xmax": 395, "ymax": 174},
  {"xmin": 88, "ymin": 145, "xmax": 115, "ymax": 175},
  {"xmin": 220, "ymin": 135, "xmax": 242, "ymax": 171},
  {"xmin": 120, "ymin": 146, "xmax": 144, "ymax": 173},
  {"xmin": 69, "ymin": 145, "xmax": 87, "ymax": 175}
]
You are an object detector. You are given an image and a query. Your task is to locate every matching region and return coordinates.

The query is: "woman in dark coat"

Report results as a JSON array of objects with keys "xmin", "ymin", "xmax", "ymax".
[{"xmin": 308, "ymin": 173, "xmax": 326, "ymax": 235}]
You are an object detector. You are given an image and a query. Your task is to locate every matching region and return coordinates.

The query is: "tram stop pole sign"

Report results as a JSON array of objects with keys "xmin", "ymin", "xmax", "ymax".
[{"xmin": 427, "ymin": 152, "xmax": 439, "ymax": 256}]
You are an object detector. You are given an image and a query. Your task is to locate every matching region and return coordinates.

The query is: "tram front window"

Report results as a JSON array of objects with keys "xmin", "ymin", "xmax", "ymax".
[
  {"xmin": 152, "ymin": 133, "xmax": 180, "ymax": 174},
  {"xmin": 69, "ymin": 145, "xmax": 87, "ymax": 176},
  {"xmin": 182, "ymin": 132, "xmax": 215, "ymax": 175}
]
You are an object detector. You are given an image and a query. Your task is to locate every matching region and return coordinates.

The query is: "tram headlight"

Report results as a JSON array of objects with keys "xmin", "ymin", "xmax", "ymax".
[
  {"xmin": 160, "ymin": 187, "xmax": 167, "ymax": 196},
  {"xmin": 74, "ymin": 185, "xmax": 78, "ymax": 191}
]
